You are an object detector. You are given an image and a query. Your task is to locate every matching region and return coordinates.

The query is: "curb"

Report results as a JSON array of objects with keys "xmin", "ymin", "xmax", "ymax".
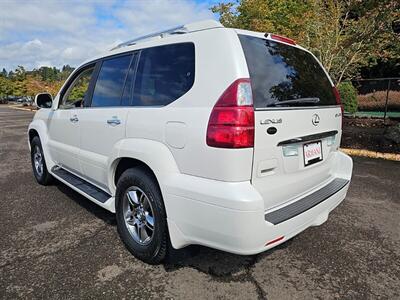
[
  {"xmin": 341, "ymin": 148, "xmax": 400, "ymax": 161},
  {"xmin": 7, "ymin": 105, "xmax": 36, "ymax": 112}
]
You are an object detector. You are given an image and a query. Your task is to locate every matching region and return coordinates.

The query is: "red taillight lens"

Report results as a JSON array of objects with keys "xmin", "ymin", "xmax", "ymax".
[
  {"xmin": 333, "ymin": 86, "xmax": 344, "ymax": 114},
  {"xmin": 206, "ymin": 79, "xmax": 254, "ymax": 148},
  {"xmin": 207, "ymin": 126, "xmax": 254, "ymax": 148},
  {"xmin": 270, "ymin": 34, "xmax": 296, "ymax": 45},
  {"xmin": 209, "ymin": 107, "xmax": 254, "ymax": 126}
]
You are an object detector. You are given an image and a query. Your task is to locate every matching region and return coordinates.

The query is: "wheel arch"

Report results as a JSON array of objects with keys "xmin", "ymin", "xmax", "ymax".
[
  {"xmin": 108, "ymin": 138, "xmax": 180, "ymax": 196},
  {"xmin": 28, "ymin": 118, "xmax": 55, "ymax": 170},
  {"xmin": 28, "ymin": 119, "xmax": 49, "ymax": 147},
  {"xmin": 108, "ymin": 139, "xmax": 186, "ymax": 249},
  {"xmin": 28, "ymin": 128, "xmax": 39, "ymax": 144},
  {"xmin": 113, "ymin": 157, "xmax": 159, "ymax": 188}
]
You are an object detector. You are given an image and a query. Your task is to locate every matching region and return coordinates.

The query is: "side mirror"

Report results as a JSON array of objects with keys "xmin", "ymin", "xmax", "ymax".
[{"xmin": 35, "ymin": 93, "xmax": 53, "ymax": 109}]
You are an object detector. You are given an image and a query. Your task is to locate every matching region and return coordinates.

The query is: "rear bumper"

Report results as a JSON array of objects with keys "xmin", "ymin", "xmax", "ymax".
[{"xmin": 164, "ymin": 151, "xmax": 353, "ymax": 255}]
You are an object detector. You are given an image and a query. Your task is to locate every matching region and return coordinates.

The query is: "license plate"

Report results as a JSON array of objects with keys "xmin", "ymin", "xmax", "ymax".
[{"xmin": 303, "ymin": 141, "xmax": 323, "ymax": 166}]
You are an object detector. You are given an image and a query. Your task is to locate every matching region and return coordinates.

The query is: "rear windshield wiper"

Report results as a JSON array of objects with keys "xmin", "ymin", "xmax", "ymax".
[{"xmin": 268, "ymin": 97, "xmax": 320, "ymax": 107}]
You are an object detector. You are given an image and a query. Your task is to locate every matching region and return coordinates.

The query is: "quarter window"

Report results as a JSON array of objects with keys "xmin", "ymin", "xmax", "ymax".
[
  {"xmin": 132, "ymin": 43, "xmax": 195, "ymax": 106},
  {"xmin": 91, "ymin": 54, "xmax": 132, "ymax": 107}
]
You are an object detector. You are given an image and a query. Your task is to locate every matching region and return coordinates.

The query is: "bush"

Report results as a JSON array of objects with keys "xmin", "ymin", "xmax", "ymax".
[
  {"xmin": 357, "ymin": 90, "xmax": 400, "ymax": 111},
  {"xmin": 338, "ymin": 82, "xmax": 358, "ymax": 113}
]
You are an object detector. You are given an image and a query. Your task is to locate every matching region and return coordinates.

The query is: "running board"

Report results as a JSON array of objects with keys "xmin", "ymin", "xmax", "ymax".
[
  {"xmin": 51, "ymin": 167, "xmax": 111, "ymax": 203},
  {"xmin": 265, "ymin": 178, "xmax": 349, "ymax": 225}
]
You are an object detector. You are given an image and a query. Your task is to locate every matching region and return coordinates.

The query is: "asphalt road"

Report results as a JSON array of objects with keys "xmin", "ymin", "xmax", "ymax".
[{"xmin": 1, "ymin": 105, "xmax": 399, "ymax": 299}]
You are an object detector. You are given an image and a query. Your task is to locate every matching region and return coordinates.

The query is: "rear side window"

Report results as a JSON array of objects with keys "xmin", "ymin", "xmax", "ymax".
[
  {"xmin": 132, "ymin": 43, "xmax": 195, "ymax": 106},
  {"xmin": 239, "ymin": 35, "xmax": 336, "ymax": 108},
  {"xmin": 91, "ymin": 54, "xmax": 132, "ymax": 107}
]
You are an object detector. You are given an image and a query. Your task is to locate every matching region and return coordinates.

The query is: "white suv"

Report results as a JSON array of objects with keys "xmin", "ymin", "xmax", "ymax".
[{"xmin": 29, "ymin": 20, "xmax": 353, "ymax": 264}]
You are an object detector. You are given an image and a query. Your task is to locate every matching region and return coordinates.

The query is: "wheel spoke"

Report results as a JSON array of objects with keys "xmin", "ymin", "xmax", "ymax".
[
  {"xmin": 125, "ymin": 207, "xmax": 133, "ymax": 219},
  {"xmin": 145, "ymin": 212, "xmax": 154, "ymax": 229},
  {"xmin": 127, "ymin": 190, "xmax": 140, "ymax": 206},
  {"xmin": 126, "ymin": 216, "xmax": 135, "ymax": 226},
  {"xmin": 136, "ymin": 223, "xmax": 142, "ymax": 241},
  {"xmin": 139, "ymin": 193, "xmax": 145, "ymax": 204},
  {"xmin": 141, "ymin": 225, "xmax": 150, "ymax": 242}
]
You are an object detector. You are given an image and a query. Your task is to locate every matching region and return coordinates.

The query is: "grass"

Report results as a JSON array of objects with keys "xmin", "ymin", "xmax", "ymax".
[{"xmin": 352, "ymin": 111, "xmax": 400, "ymax": 118}]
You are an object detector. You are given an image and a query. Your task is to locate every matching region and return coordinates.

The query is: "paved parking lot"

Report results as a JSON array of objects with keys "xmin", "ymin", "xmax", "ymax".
[{"xmin": 0, "ymin": 105, "xmax": 399, "ymax": 299}]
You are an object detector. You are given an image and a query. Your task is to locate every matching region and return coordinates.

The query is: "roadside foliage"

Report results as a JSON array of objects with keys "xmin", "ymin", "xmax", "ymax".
[
  {"xmin": 211, "ymin": 0, "xmax": 400, "ymax": 84},
  {"xmin": 0, "ymin": 65, "xmax": 73, "ymax": 100}
]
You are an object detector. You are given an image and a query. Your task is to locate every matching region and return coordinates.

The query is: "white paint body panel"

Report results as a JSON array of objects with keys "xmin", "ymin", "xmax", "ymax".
[
  {"xmin": 47, "ymin": 107, "xmax": 82, "ymax": 174},
  {"xmin": 253, "ymin": 107, "xmax": 343, "ymax": 210},
  {"xmin": 78, "ymin": 108, "xmax": 128, "ymax": 191},
  {"xmin": 28, "ymin": 22, "xmax": 353, "ymax": 255}
]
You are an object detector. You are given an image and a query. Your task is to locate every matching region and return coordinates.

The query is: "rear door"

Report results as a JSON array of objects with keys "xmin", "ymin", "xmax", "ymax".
[
  {"xmin": 239, "ymin": 34, "xmax": 342, "ymax": 210},
  {"xmin": 78, "ymin": 53, "xmax": 136, "ymax": 190}
]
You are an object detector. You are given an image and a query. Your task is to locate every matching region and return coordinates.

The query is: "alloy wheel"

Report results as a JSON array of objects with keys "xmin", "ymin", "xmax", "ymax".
[{"xmin": 123, "ymin": 186, "xmax": 155, "ymax": 245}]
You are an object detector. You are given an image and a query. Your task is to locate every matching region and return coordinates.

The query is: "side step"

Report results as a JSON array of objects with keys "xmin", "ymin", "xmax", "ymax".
[
  {"xmin": 52, "ymin": 167, "xmax": 111, "ymax": 203},
  {"xmin": 265, "ymin": 178, "xmax": 349, "ymax": 225}
]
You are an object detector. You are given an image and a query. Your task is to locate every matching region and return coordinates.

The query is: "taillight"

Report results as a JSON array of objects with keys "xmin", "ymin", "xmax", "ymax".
[
  {"xmin": 270, "ymin": 34, "xmax": 296, "ymax": 45},
  {"xmin": 206, "ymin": 79, "xmax": 254, "ymax": 148},
  {"xmin": 333, "ymin": 86, "xmax": 344, "ymax": 115}
]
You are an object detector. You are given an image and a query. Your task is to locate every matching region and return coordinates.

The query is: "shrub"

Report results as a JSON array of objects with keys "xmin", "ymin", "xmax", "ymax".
[
  {"xmin": 338, "ymin": 82, "xmax": 358, "ymax": 113},
  {"xmin": 357, "ymin": 90, "xmax": 400, "ymax": 111}
]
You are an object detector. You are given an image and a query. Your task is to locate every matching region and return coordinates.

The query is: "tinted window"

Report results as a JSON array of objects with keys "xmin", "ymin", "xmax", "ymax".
[
  {"xmin": 239, "ymin": 35, "xmax": 336, "ymax": 108},
  {"xmin": 132, "ymin": 43, "xmax": 195, "ymax": 106},
  {"xmin": 91, "ymin": 55, "xmax": 132, "ymax": 107},
  {"xmin": 61, "ymin": 67, "xmax": 94, "ymax": 109},
  {"xmin": 121, "ymin": 53, "xmax": 138, "ymax": 106}
]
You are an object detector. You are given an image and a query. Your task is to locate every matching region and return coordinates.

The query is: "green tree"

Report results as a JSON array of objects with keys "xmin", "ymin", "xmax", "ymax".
[
  {"xmin": 0, "ymin": 76, "xmax": 13, "ymax": 98},
  {"xmin": 212, "ymin": 0, "xmax": 400, "ymax": 83},
  {"xmin": 14, "ymin": 65, "xmax": 26, "ymax": 81},
  {"xmin": 60, "ymin": 65, "xmax": 75, "ymax": 80},
  {"xmin": 211, "ymin": 0, "xmax": 312, "ymax": 41},
  {"xmin": 304, "ymin": 0, "xmax": 399, "ymax": 83},
  {"xmin": 8, "ymin": 66, "xmax": 27, "ymax": 96}
]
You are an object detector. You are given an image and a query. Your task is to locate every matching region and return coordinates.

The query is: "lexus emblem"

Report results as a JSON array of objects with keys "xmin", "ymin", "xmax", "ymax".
[{"xmin": 312, "ymin": 114, "xmax": 320, "ymax": 126}]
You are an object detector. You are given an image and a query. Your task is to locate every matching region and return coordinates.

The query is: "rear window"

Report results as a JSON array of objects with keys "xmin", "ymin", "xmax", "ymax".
[
  {"xmin": 91, "ymin": 54, "xmax": 132, "ymax": 107},
  {"xmin": 239, "ymin": 35, "xmax": 336, "ymax": 108},
  {"xmin": 132, "ymin": 43, "xmax": 195, "ymax": 106}
]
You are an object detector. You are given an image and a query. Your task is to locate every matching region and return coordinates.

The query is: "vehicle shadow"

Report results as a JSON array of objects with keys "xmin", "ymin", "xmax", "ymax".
[
  {"xmin": 164, "ymin": 239, "xmax": 293, "ymax": 277},
  {"xmin": 54, "ymin": 180, "xmax": 293, "ymax": 277},
  {"xmin": 55, "ymin": 182, "xmax": 116, "ymax": 225}
]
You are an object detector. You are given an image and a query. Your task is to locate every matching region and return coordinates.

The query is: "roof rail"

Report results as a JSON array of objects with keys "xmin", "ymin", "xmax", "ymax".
[{"xmin": 111, "ymin": 19, "xmax": 223, "ymax": 51}]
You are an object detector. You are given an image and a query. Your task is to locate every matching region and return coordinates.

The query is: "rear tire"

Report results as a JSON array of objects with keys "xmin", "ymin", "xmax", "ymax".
[
  {"xmin": 30, "ymin": 136, "xmax": 53, "ymax": 185},
  {"xmin": 115, "ymin": 167, "xmax": 168, "ymax": 264}
]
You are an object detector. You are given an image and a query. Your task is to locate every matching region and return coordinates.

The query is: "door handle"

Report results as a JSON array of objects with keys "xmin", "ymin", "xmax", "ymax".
[
  {"xmin": 70, "ymin": 115, "xmax": 79, "ymax": 123},
  {"xmin": 107, "ymin": 118, "xmax": 121, "ymax": 126}
]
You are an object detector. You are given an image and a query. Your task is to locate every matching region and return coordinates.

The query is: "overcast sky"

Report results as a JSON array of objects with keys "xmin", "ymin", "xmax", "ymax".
[{"xmin": 0, "ymin": 0, "xmax": 222, "ymax": 71}]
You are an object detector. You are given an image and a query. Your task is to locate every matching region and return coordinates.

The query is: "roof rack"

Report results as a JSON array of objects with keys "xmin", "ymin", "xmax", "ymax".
[{"xmin": 111, "ymin": 19, "xmax": 223, "ymax": 51}]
